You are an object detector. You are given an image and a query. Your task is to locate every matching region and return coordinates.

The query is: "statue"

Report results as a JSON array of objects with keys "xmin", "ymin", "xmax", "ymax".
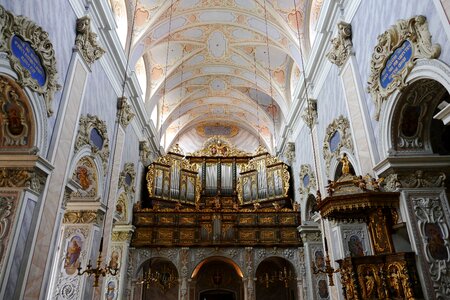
[
  {"xmin": 354, "ymin": 175, "xmax": 367, "ymax": 191},
  {"xmin": 326, "ymin": 180, "xmax": 335, "ymax": 196},
  {"xmin": 341, "ymin": 153, "xmax": 350, "ymax": 175}
]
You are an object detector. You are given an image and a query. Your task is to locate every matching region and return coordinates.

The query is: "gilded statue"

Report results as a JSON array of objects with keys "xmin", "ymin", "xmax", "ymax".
[{"xmin": 340, "ymin": 153, "xmax": 350, "ymax": 175}]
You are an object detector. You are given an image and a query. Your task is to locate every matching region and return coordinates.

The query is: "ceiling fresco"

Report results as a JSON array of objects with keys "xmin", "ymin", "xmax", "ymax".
[{"xmin": 110, "ymin": 0, "xmax": 324, "ymax": 153}]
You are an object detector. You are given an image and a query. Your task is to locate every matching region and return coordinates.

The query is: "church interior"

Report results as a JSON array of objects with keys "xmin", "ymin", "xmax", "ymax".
[{"xmin": 0, "ymin": 0, "xmax": 450, "ymax": 299}]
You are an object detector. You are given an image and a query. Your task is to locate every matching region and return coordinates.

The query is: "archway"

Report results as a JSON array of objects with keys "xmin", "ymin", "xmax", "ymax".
[
  {"xmin": 192, "ymin": 257, "xmax": 243, "ymax": 300},
  {"xmin": 255, "ymin": 257, "xmax": 297, "ymax": 300},
  {"xmin": 141, "ymin": 258, "xmax": 179, "ymax": 300}
]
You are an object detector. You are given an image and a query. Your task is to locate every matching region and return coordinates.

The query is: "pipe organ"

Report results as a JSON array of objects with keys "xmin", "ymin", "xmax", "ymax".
[{"xmin": 134, "ymin": 138, "xmax": 300, "ymax": 248}]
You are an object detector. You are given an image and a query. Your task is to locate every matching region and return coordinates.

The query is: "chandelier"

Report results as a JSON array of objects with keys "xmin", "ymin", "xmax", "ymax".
[
  {"xmin": 76, "ymin": 239, "xmax": 119, "ymax": 287},
  {"xmin": 138, "ymin": 265, "xmax": 178, "ymax": 292},
  {"xmin": 258, "ymin": 266, "xmax": 296, "ymax": 288}
]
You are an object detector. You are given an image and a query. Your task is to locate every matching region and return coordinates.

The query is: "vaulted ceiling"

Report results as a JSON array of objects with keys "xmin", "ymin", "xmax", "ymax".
[{"xmin": 110, "ymin": 0, "xmax": 324, "ymax": 153}]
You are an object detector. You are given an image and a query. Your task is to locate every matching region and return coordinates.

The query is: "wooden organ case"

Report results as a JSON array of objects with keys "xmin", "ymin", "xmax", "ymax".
[{"xmin": 132, "ymin": 138, "xmax": 300, "ymax": 248}]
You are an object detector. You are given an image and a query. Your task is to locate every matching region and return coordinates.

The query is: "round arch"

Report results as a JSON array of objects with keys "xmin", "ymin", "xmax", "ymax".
[{"xmin": 378, "ymin": 58, "xmax": 450, "ymax": 158}]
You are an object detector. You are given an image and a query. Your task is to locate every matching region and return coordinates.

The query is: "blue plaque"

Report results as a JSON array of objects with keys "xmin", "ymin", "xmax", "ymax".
[
  {"xmin": 90, "ymin": 128, "xmax": 104, "ymax": 150},
  {"xmin": 329, "ymin": 131, "xmax": 340, "ymax": 152},
  {"xmin": 380, "ymin": 40, "xmax": 413, "ymax": 89},
  {"xmin": 302, "ymin": 174, "xmax": 310, "ymax": 187},
  {"xmin": 11, "ymin": 35, "xmax": 46, "ymax": 86}
]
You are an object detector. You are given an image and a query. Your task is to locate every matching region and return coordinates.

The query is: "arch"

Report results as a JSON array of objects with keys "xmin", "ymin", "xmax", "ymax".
[
  {"xmin": 329, "ymin": 151, "xmax": 358, "ymax": 180},
  {"xmin": 255, "ymin": 256, "xmax": 297, "ymax": 300},
  {"xmin": 0, "ymin": 59, "xmax": 49, "ymax": 155},
  {"xmin": 378, "ymin": 59, "xmax": 450, "ymax": 158},
  {"xmin": 68, "ymin": 149, "xmax": 105, "ymax": 201},
  {"xmin": 191, "ymin": 256, "xmax": 243, "ymax": 279}
]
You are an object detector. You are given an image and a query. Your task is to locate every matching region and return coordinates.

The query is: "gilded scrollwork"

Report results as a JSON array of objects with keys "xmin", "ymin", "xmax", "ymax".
[
  {"xmin": 322, "ymin": 115, "xmax": 354, "ymax": 176},
  {"xmin": 367, "ymin": 15, "xmax": 441, "ymax": 120},
  {"xmin": 0, "ymin": 167, "xmax": 45, "ymax": 192},
  {"xmin": 111, "ymin": 231, "xmax": 133, "ymax": 242},
  {"xmin": 190, "ymin": 136, "xmax": 250, "ymax": 157},
  {"xmin": 74, "ymin": 114, "xmax": 110, "ymax": 173},
  {"xmin": 326, "ymin": 21, "xmax": 353, "ymax": 67},
  {"xmin": 63, "ymin": 210, "xmax": 103, "ymax": 225},
  {"xmin": 0, "ymin": 5, "xmax": 61, "ymax": 116},
  {"xmin": 75, "ymin": 16, "xmax": 105, "ymax": 65}
]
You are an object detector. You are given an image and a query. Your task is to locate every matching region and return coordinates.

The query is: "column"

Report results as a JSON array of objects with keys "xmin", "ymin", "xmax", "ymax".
[
  {"xmin": 0, "ymin": 156, "xmax": 52, "ymax": 299},
  {"xmin": 24, "ymin": 49, "xmax": 91, "ymax": 299},
  {"xmin": 298, "ymin": 224, "xmax": 329, "ymax": 300},
  {"xmin": 98, "ymin": 97, "xmax": 135, "ymax": 297},
  {"xmin": 102, "ymin": 225, "xmax": 135, "ymax": 300}
]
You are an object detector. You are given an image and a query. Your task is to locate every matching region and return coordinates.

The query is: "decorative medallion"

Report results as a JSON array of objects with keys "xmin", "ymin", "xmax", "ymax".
[
  {"xmin": 74, "ymin": 114, "xmax": 110, "ymax": 173},
  {"xmin": 326, "ymin": 21, "xmax": 352, "ymax": 67},
  {"xmin": 75, "ymin": 16, "xmax": 105, "ymax": 65},
  {"xmin": 298, "ymin": 164, "xmax": 316, "ymax": 197},
  {"xmin": 367, "ymin": 16, "xmax": 441, "ymax": 120},
  {"xmin": 0, "ymin": 5, "xmax": 61, "ymax": 116},
  {"xmin": 71, "ymin": 156, "xmax": 98, "ymax": 198},
  {"xmin": 0, "ymin": 75, "xmax": 33, "ymax": 149},
  {"xmin": 322, "ymin": 115, "xmax": 353, "ymax": 176},
  {"xmin": 195, "ymin": 122, "xmax": 239, "ymax": 138}
]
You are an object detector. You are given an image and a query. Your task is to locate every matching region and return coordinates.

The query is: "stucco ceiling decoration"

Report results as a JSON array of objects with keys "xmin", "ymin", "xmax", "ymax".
[{"xmin": 112, "ymin": 0, "xmax": 323, "ymax": 153}]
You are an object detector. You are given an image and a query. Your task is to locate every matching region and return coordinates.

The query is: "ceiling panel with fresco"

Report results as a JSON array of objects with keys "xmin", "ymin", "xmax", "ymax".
[{"xmin": 109, "ymin": 0, "xmax": 324, "ymax": 153}]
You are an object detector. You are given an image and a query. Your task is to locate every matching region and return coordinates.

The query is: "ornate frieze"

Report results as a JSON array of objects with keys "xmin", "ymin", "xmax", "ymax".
[
  {"xmin": 0, "ymin": 5, "xmax": 61, "ymax": 116},
  {"xmin": 63, "ymin": 210, "xmax": 103, "ymax": 225},
  {"xmin": 326, "ymin": 21, "xmax": 352, "ymax": 67},
  {"xmin": 301, "ymin": 99, "xmax": 317, "ymax": 128},
  {"xmin": 383, "ymin": 171, "xmax": 446, "ymax": 191},
  {"xmin": 74, "ymin": 114, "xmax": 110, "ymax": 173},
  {"xmin": 0, "ymin": 167, "xmax": 45, "ymax": 192},
  {"xmin": 322, "ymin": 115, "xmax": 353, "ymax": 176},
  {"xmin": 367, "ymin": 15, "xmax": 441, "ymax": 120},
  {"xmin": 298, "ymin": 164, "xmax": 316, "ymax": 197},
  {"xmin": 75, "ymin": 16, "xmax": 105, "ymax": 65},
  {"xmin": 117, "ymin": 97, "xmax": 135, "ymax": 128},
  {"xmin": 111, "ymin": 231, "xmax": 133, "ymax": 242}
]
